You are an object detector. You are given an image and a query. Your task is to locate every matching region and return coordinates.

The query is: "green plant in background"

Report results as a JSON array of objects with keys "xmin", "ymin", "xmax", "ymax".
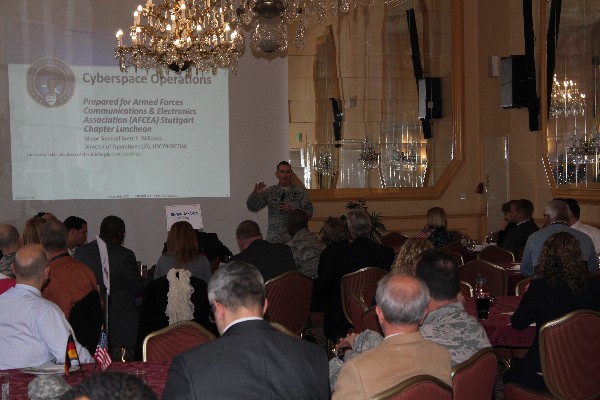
[{"xmin": 344, "ymin": 198, "xmax": 386, "ymax": 243}]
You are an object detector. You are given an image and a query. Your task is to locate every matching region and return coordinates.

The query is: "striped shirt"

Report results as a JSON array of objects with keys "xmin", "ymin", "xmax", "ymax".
[{"xmin": 0, "ymin": 284, "xmax": 93, "ymax": 369}]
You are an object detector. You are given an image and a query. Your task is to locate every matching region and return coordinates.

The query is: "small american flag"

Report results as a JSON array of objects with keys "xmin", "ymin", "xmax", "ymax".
[{"xmin": 94, "ymin": 330, "xmax": 112, "ymax": 371}]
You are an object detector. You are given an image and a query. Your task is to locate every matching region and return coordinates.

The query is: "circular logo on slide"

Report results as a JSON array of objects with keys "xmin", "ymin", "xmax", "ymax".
[{"xmin": 26, "ymin": 57, "xmax": 75, "ymax": 108}]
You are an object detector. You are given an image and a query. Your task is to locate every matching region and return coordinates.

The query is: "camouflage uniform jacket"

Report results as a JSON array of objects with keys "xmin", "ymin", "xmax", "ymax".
[
  {"xmin": 0, "ymin": 253, "xmax": 15, "ymax": 278},
  {"xmin": 246, "ymin": 183, "xmax": 313, "ymax": 243},
  {"xmin": 420, "ymin": 302, "xmax": 491, "ymax": 366},
  {"xmin": 287, "ymin": 228, "xmax": 324, "ymax": 279}
]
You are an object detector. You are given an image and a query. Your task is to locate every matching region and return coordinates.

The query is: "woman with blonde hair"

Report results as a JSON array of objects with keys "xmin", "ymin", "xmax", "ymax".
[
  {"xmin": 419, "ymin": 207, "xmax": 455, "ymax": 248},
  {"xmin": 22, "ymin": 217, "xmax": 46, "ymax": 245},
  {"xmin": 390, "ymin": 237, "xmax": 433, "ymax": 274},
  {"xmin": 154, "ymin": 221, "xmax": 210, "ymax": 283}
]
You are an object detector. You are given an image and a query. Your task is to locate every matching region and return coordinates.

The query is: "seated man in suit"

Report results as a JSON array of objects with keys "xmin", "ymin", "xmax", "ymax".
[
  {"xmin": 332, "ymin": 273, "xmax": 451, "ymax": 399},
  {"xmin": 40, "ymin": 219, "xmax": 97, "ymax": 319},
  {"xmin": 163, "ymin": 261, "xmax": 329, "ymax": 400},
  {"xmin": 229, "ymin": 220, "xmax": 295, "ymax": 282},
  {"xmin": 74, "ymin": 216, "xmax": 146, "ymax": 361},
  {"xmin": 0, "ymin": 244, "xmax": 93, "ymax": 369},
  {"xmin": 499, "ymin": 199, "xmax": 539, "ymax": 257},
  {"xmin": 318, "ymin": 209, "xmax": 395, "ymax": 342}
]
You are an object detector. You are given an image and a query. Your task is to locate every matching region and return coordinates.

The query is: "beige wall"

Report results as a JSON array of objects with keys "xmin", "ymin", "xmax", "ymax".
[{"xmin": 296, "ymin": 0, "xmax": 599, "ymax": 242}]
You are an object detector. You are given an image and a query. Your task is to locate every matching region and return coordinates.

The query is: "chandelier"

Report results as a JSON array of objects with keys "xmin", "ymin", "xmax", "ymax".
[
  {"xmin": 549, "ymin": 74, "xmax": 586, "ymax": 118},
  {"xmin": 115, "ymin": 0, "xmax": 374, "ymax": 75}
]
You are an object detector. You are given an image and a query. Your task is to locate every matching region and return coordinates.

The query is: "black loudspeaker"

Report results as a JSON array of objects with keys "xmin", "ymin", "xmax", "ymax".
[
  {"xmin": 418, "ymin": 78, "xmax": 441, "ymax": 119},
  {"xmin": 501, "ymin": 55, "xmax": 528, "ymax": 108}
]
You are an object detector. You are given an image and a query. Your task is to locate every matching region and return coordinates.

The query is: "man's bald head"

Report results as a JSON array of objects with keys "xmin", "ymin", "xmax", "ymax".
[
  {"xmin": 13, "ymin": 244, "xmax": 48, "ymax": 282},
  {"xmin": 0, "ymin": 224, "xmax": 20, "ymax": 252}
]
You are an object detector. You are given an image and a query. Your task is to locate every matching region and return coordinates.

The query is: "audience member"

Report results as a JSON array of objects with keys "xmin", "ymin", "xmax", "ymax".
[
  {"xmin": 559, "ymin": 197, "xmax": 600, "ymax": 251},
  {"xmin": 419, "ymin": 207, "xmax": 455, "ymax": 248},
  {"xmin": 521, "ymin": 200, "xmax": 598, "ymax": 277},
  {"xmin": 0, "ymin": 224, "xmax": 21, "ymax": 277},
  {"xmin": 390, "ymin": 237, "xmax": 433, "ymax": 274},
  {"xmin": 328, "ymin": 250, "xmax": 490, "ymax": 389},
  {"xmin": 332, "ymin": 273, "xmax": 451, "ymax": 399},
  {"xmin": 287, "ymin": 209, "xmax": 324, "ymax": 278},
  {"xmin": 318, "ymin": 209, "xmax": 395, "ymax": 342},
  {"xmin": 163, "ymin": 261, "xmax": 329, "ymax": 399},
  {"xmin": 22, "ymin": 217, "xmax": 46, "ymax": 245},
  {"xmin": 154, "ymin": 221, "xmax": 211, "ymax": 284},
  {"xmin": 61, "ymin": 371, "xmax": 157, "ymax": 400},
  {"xmin": 63, "ymin": 216, "xmax": 88, "ymax": 256},
  {"xmin": 496, "ymin": 200, "xmax": 517, "ymax": 246},
  {"xmin": 499, "ymin": 199, "xmax": 539, "ymax": 256},
  {"xmin": 316, "ymin": 217, "xmax": 350, "ymax": 278},
  {"xmin": 246, "ymin": 161, "xmax": 313, "ymax": 243},
  {"xmin": 0, "ymin": 244, "xmax": 93, "ymax": 369},
  {"xmin": 415, "ymin": 250, "xmax": 491, "ymax": 364},
  {"xmin": 229, "ymin": 220, "xmax": 295, "ymax": 282},
  {"xmin": 194, "ymin": 229, "xmax": 233, "ymax": 263},
  {"xmin": 40, "ymin": 220, "xmax": 97, "ymax": 319},
  {"xmin": 504, "ymin": 232, "xmax": 600, "ymax": 392},
  {"xmin": 74, "ymin": 216, "xmax": 146, "ymax": 361}
]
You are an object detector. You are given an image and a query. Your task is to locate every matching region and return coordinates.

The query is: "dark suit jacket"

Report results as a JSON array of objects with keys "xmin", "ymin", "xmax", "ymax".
[
  {"xmin": 230, "ymin": 239, "xmax": 295, "ymax": 282},
  {"xmin": 500, "ymin": 220, "xmax": 539, "ymax": 256},
  {"xmin": 317, "ymin": 237, "xmax": 395, "ymax": 341},
  {"xmin": 163, "ymin": 319, "xmax": 330, "ymax": 400},
  {"xmin": 74, "ymin": 239, "xmax": 145, "ymax": 349}
]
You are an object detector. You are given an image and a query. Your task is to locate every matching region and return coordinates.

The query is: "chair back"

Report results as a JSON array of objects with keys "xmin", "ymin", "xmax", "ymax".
[
  {"xmin": 539, "ymin": 309, "xmax": 600, "ymax": 400},
  {"xmin": 451, "ymin": 348, "xmax": 497, "ymax": 400},
  {"xmin": 347, "ymin": 292, "xmax": 370, "ymax": 332},
  {"xmin": 459, "ymin": 280, "xmax": 474, "ymax": 298},
  {"xmin": 69, "ymin": 289, "xmax": 104, "ymax": 355},
  {"xmin": 460, "ymin": 260, "xmax": 508, "ymax": 297},
  {"xmin": 477, "ymin": 245, "xmax": 515, "ymax": 264},
  {"xmin": 209, "ymin": 256, "xmax": 221, "ymax": 274},
  {"xmin": 360, "ymin": 306, "xmax": 383, "ymax": 335},
  {"xmin": 341, "ymin": 267, "xmax": 387, "ymax": 324},
  {"xmin": 368, "ymin": 375, "xmax": 452, "ymax": 400},
  {"xmin": 143, "ymin": 320, "xmax": 215, "ymax": 362},
  {"xmin": 503, "ymin": 383, "xmax": 554, "ymax": 400},
  {"xmin": 440, "ymin": 248, "xmax": 464, "ymax": 266},
  {"xmin": 515, "ymin": 277, "xmax": 532, "ymax": 296},
  {"xmin": 265, "ymin": 271, "xmax": 313, "ymax": 334},
  {"xmin": 442, "ymin": 241, "xmax": 470, "ymax": 259}
]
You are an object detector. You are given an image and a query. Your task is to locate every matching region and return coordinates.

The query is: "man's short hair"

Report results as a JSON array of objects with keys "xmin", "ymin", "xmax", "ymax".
[
  {"xmin": 557, "ymin": 198, "xmax": 580, "ymax": 219},
  {"xmin": 40, "ymin": 220, "xmax": 68, "ymax": 252},
  {"xmin": 414, "ymin": 249, "xmax": 459, "ymax": 301},
  {"xmin": 100, "ymin": 216, "xmax": 125, "ymax": 238},
  {"xmin": 0, "ymin": 225, "xmax": 19, "ymax": 249},
  {"xmin": 287, "ymin": 209, "xmax": 308, "ymax": 237},
  {"xmin": 236, "ymin": 220, "xmax": 262, "ymax": 240},
  {"xmin": 375, "ymin": 273, "xmax": 429, "ymax": 325},
  {"xmin": 515, "ymin": 199, "xmax": 534, "ymax": 219},
  {"xmin": 13, "ymin": 244, "xmax": 48, "ymax": 280},
  {"xmin": 501, "ymin": 201, "xmax": 516, "ymax": 214},
  {"xmin": 208, "ymin": 261, "xmax": 266, "ymax": 311},
  {"xmin": 346, "ymin": 209, "xmax": 372, "ymax": 238},
  {"xmin": 277, "ymin": 161, "xmax": 291, "ymax": 170},
  {"xmin": 64, "ymin": 216, "xmax": 87, "ymax": 231},
  {"xmin": 61, "ymin": 371, "xmax": 157, "ymax": 400},
  {"xmin": 544, "ymin": 200, "xmax": 570, "ymax": 223}
]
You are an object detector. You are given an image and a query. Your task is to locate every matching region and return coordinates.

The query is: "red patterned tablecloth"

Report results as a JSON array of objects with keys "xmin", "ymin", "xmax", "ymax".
[
  {"xmin": 6, "ymin": 361, "xmax": 170, "ymax": 399},
  {"xmin": 464, "ymin": 296, "xmax": 536, "ymax": 348}
]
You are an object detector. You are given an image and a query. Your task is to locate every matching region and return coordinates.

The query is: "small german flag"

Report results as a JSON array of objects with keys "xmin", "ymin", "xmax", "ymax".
[{"xmin": 64, "ymin": 334, "xmax": 79, "ymax": 376}]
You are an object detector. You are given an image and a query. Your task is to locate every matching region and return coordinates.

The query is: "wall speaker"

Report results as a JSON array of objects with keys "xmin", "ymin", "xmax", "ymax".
[
  {"xmin": 501, "ymin": 55, "xmax": 528, "ymax": 108},
  {"xmin": 418, "ymin": 77, "xmax": 441, "ymax": 119}
]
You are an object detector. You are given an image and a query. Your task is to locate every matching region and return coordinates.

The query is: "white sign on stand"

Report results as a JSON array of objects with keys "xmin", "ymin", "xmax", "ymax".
[{"xmin": 165, "ymin": 204, "xmax": 203, "ymax": 230}]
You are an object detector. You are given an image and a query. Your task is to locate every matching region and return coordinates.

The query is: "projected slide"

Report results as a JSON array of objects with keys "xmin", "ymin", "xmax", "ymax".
[{"xmin": 9, "ymin": 59, "xmax": 230, "ymax": 200}]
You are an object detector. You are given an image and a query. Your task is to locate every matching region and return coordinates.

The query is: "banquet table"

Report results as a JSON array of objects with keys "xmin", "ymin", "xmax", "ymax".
[
  {"xmin": 464, "ymin": 296, "xmax": 536, "ymax": 348},
  {"xmin": 7, "ymin": 361, "xmax": 170, "ymax": 399}
]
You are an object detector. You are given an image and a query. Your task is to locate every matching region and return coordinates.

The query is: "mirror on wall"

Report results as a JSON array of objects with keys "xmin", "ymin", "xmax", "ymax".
[
  {"xmin": 288, "ymin": 0, "xmax": 463, "ymax": 200},
  {"xmin": 543, "ymin": 0, "xmax": 600, "ymax": 201}
]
